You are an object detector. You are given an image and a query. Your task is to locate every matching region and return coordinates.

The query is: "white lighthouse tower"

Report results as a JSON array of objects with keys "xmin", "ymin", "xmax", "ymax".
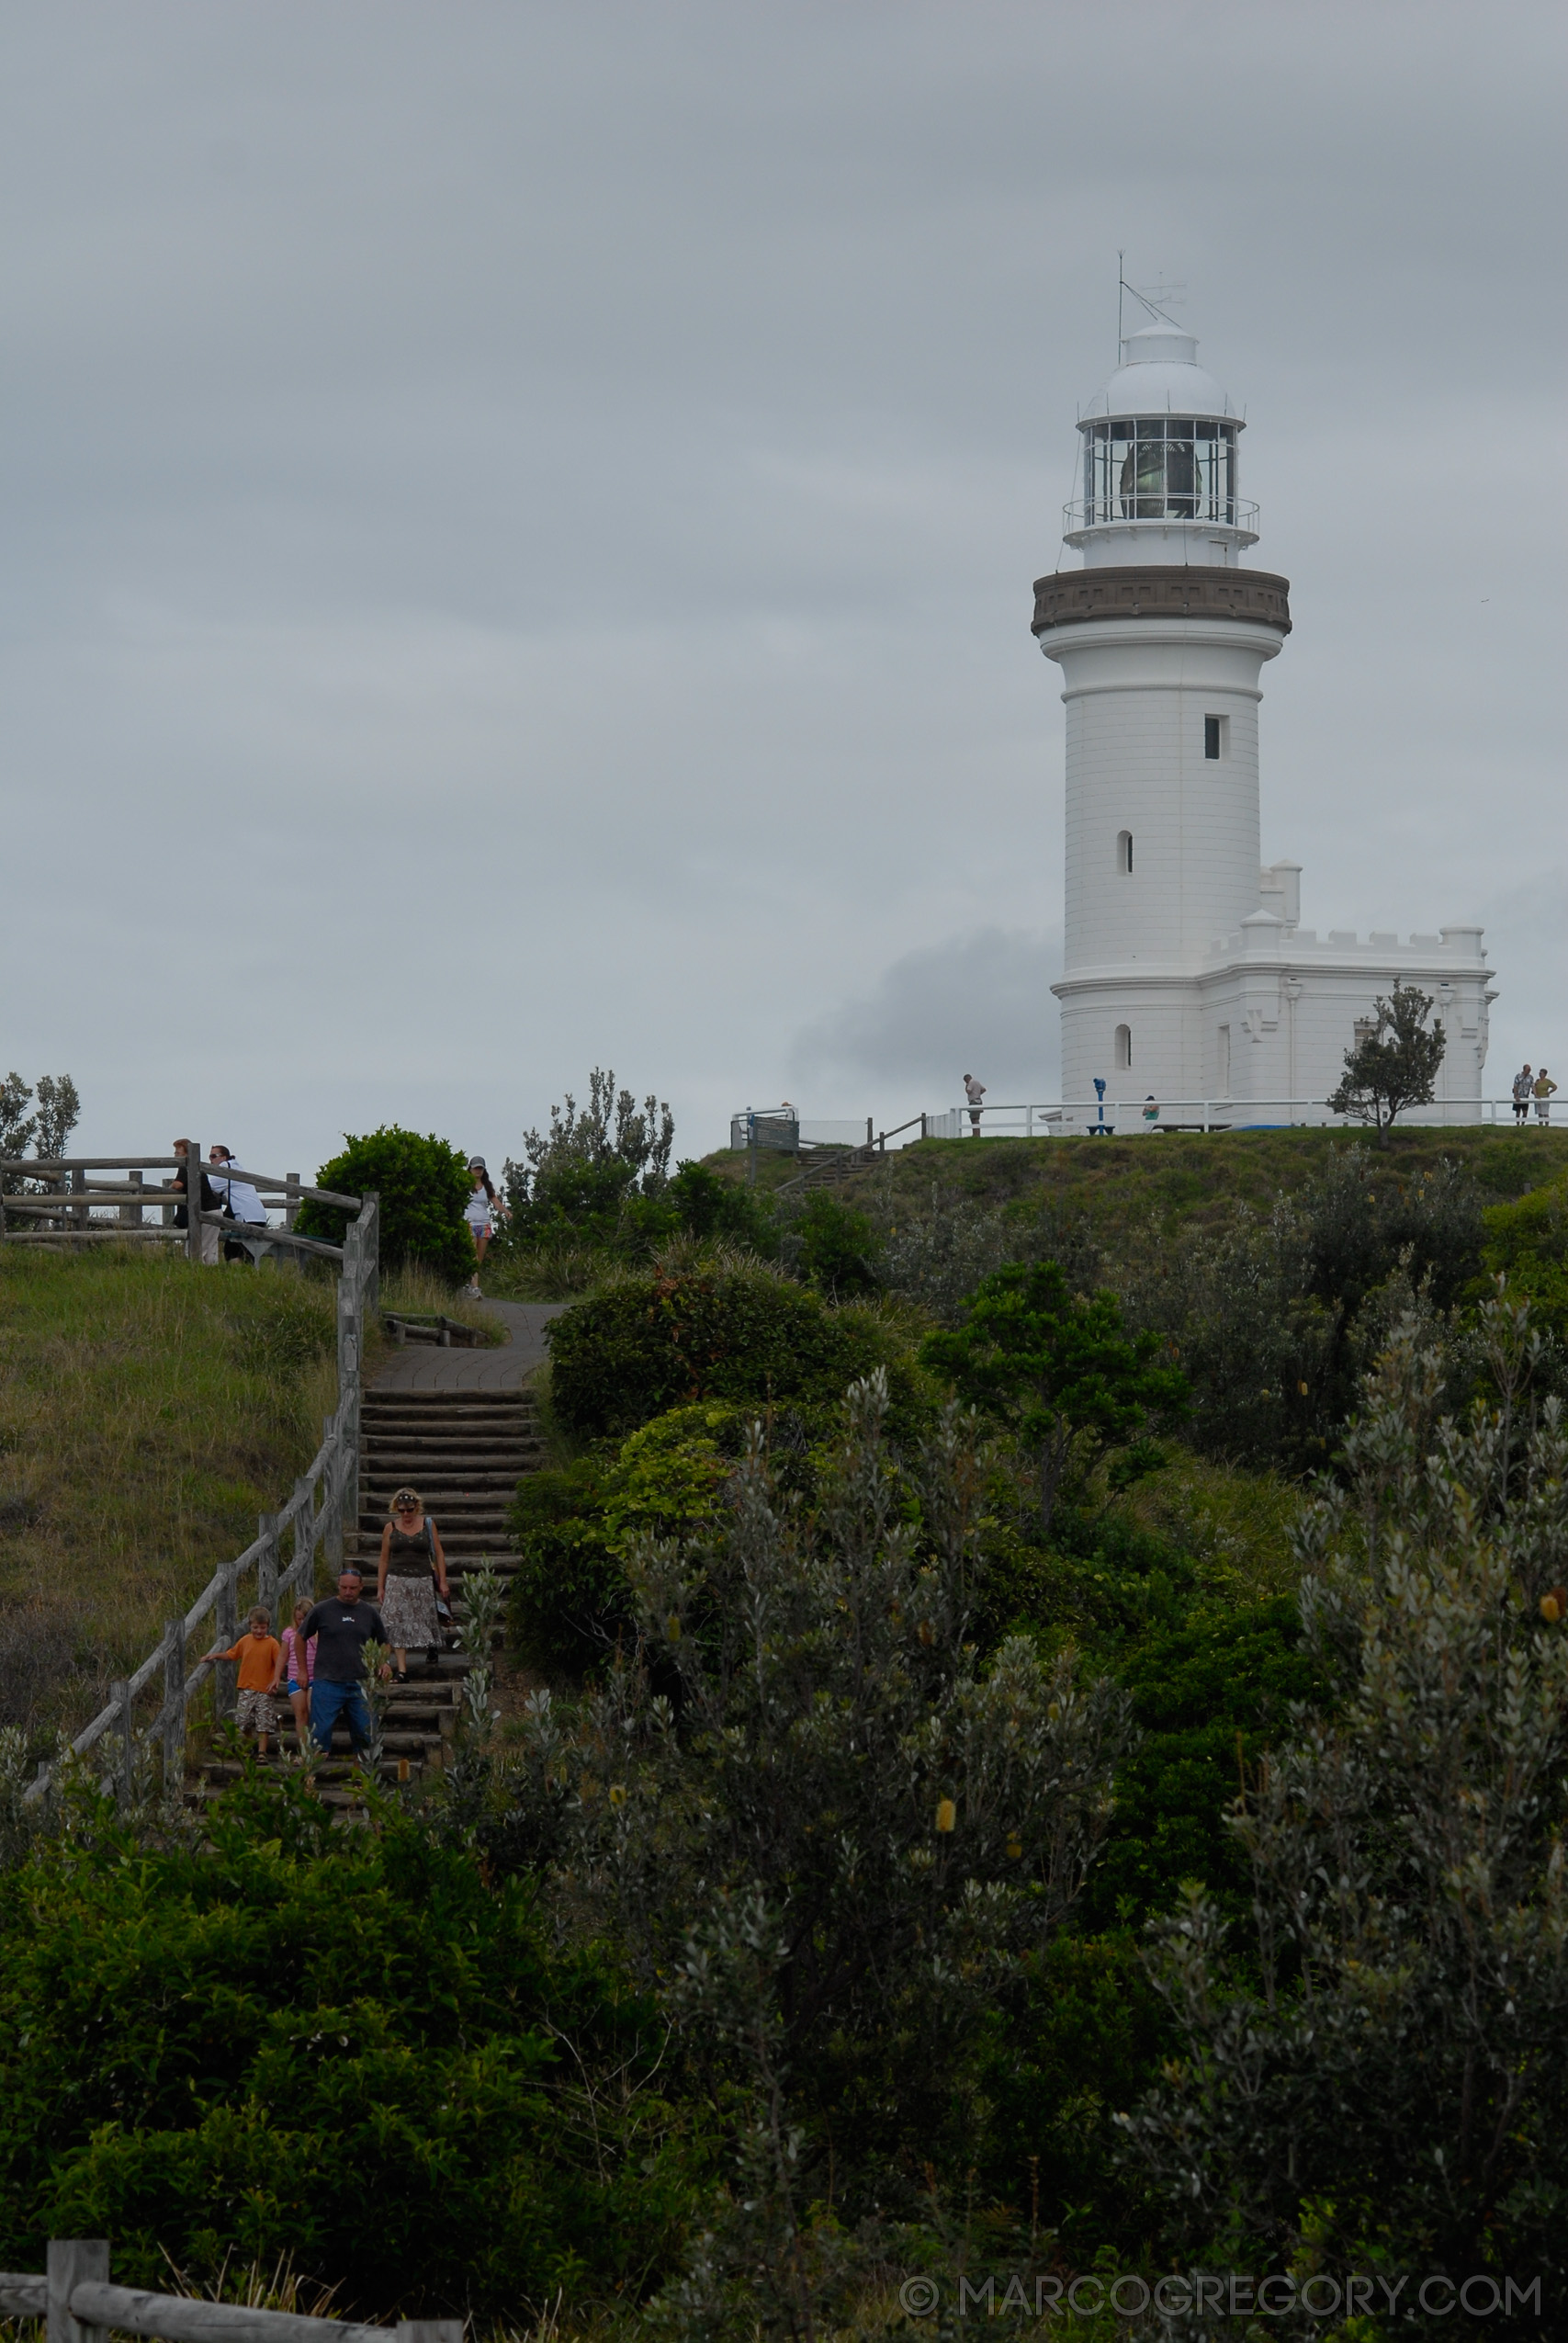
[{"xmin": 1032, "ymin": 311, "xmax": 1495, "ymax": 1116}]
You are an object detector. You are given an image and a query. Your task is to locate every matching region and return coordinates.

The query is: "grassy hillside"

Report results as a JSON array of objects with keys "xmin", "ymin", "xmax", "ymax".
[
  {"xmin": 0, "ymin": 1250, "xmax": 493, "ymax": 1745},
  {"xmin": 717, "ymin": 1123, "xmax": 1568, "ymax": 1239}
]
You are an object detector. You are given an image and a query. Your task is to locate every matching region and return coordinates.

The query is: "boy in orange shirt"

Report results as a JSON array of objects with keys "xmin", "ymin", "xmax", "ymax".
[{"xmin": 202, "ymin": 1606, "xmax": 285, "ymax": 1758}]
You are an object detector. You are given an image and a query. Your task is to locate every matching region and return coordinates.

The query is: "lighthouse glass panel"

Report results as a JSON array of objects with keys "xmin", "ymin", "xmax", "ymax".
[{"xmin": 1082, "ymin": 420, "xmax": 1237, "ymax": 526}]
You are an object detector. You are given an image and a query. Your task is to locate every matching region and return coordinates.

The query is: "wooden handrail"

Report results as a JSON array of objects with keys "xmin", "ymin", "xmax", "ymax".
[
  {"xmin": 3, "ymin": 2248, "xmax": 459, "ymax": 2343},
  {"xmin": 23, "ymin": 1194, "xmax": 379, "ymax": 1807}
]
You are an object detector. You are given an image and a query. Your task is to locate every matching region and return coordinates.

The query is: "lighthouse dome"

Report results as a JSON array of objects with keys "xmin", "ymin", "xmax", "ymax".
[{"xmin": 1083, "ymin": 319, "xmax": 1237, "ymax": 423}]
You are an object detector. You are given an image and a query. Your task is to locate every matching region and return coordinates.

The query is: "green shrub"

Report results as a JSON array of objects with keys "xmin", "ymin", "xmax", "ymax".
[
  {"xmin": 508, "ymin": 1403, "xmax": 751, "ymax": 1675},
  {"xmin": 664, "ymin": 1160, "xmax": 779, "ymax": 1255},
  {"xmin": 545, "ymin": 1262, "xmax": 930, "ymax": 1443},
  {"xmin": 1079, "ymin": 1599, "xmax": 1320, "ymax": 1930},
  {"xmin": 296, "ymin": 1126, "xmax": 473, "ymax": 1285},
  {"xmin": 507, "ymin": 1458, "xmax": 621, "ymax": 1675},
  {"xmin": 783, "ymin": 1191, "xmax": 884, "ymax": 1298},
  {"xmin": 921, "ymin": 1261, "xmax": 1188, "ymax": 1536},
  {"xmin": 1481, "ymin": 1176, "xmax": 1568, "ymax": 1340},
  {"xmin": 0, "ymin": 1776, "xmax": 696, "ymax": 2313}
]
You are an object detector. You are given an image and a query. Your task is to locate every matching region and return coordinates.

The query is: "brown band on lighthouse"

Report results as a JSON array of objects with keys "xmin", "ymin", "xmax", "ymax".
[{"xmin": 1031, "ymin": 565, "xmax": 1292, "ymax": 638}]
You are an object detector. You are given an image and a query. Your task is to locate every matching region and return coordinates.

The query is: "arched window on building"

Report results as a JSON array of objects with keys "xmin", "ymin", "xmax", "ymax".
[
  {"xmin": 1116, "ymin": 829, "xmax": 1133, "ymax": 874},
  {"xmin": 1114, "ymin": 1024, "xmax": 1132, "ymax": 1070}
]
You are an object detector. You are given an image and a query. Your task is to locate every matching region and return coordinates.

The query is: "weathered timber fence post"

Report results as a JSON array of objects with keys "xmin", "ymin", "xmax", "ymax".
[
  {"xmin": 185, "ymin": 1139, "xmax": 202, "ymax": 1264},
  {"xmin": 47, "ymin": 2239, "xmax": 108, "ymax": 2343},
  {"xmin": 110, "ymin": 1681, "xmax": 132, "ymax": 1805},
  {"xmin": 162, "ymin": 1617, "xmax": 186, "ymax": 1793},
  {"xmin": 291, "ymin": 1476, "xmax": 315, "ymax": 1601},
  {"xmin": 257, "ymin": 1511, "xmax": 280, "ymax": 1622},
  {"xmin": 214, "ymin": 1565, "xmax": 238, "ymax": 1726},
  {"xmin": 322, "ymin": 1416, "xmax": 344, "ymax": 1575}
]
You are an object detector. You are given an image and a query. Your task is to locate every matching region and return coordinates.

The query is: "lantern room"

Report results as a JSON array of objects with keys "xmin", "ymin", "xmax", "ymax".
[{"xmin": 1063, "ymin": 318, "xmax": 1258, "ymax": 568}]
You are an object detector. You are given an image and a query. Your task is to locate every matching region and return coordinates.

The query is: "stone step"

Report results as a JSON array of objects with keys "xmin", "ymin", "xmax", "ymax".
[
  {"xmin": 359, "ymin": 1474, "xmax": 525, "ymax": 1496},
  {"xmin": 362, "ymin": 1446, "xmax": 535, "ymax": 1465},
  {"xmin": 362, "ymin": 1399, "xmax": 537, "ymax": 1415}
]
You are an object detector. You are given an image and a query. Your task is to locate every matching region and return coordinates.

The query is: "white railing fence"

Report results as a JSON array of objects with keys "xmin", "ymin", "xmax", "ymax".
[
  {"xmin": 917, "ymin": 1098, "xmax": 1548, "ymax": 1140},
  {"xmin": 13, "ymin": 1177, "xmax": 379, "ymax": 1809},
  {"xmin": 1, "ymin": 2239, "xmax": 458, "ymax": 2343}
]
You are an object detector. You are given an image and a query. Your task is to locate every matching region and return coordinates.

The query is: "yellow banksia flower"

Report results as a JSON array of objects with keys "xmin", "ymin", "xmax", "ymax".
[
  {"xmin": 918, "ymin": 1621, "xmax": 935, "ymax": 1647},
  {"xmin": 935, "ymin": 1797, "xmax": 956, "ymax": 1834},
  {"xmin": 1006, "ymin": 1834, "xmax": 1023, "ymax": 1861},
  {"xmin": 1541, "ymin": 1590, "xmax": 1564, "ymax": 1624},
  {"xmin": 609, "ymin": 1783, "xmax": 627, "ymax": 1807},
  {"xmin": 665, "ymin": 1613, "xmax": 682, "ymax": 1642},
  {"xmin": 1298, "ymin": 1380, "xmax": 1310, "ymax": 1396}
]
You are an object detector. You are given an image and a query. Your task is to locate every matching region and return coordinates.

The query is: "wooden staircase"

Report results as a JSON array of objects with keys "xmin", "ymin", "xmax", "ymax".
[{"xmin": 197, "ymin": 1386, "xmax": 540, "ymax": 1806}]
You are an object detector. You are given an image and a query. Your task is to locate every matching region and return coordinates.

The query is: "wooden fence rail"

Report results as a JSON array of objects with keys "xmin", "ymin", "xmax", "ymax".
[
  {"xmin": 0, "ymin": 2240, "xmax": 458, "ymax": 2343},
  {"xmin": 0, "ymin": 1154, "xmax": 362, "ymax": 1270},
  {"xmin": 16, "ymin": 1179, "xmax": 379, "ymax": 1808}
]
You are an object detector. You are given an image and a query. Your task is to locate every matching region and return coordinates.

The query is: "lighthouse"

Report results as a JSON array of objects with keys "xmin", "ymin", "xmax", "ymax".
[{"xmin": 1032, "ymin": 311, "xmax": 1495, "ymax": 1117}]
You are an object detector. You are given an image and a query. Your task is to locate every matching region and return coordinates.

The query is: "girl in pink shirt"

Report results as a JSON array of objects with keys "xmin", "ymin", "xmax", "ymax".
[{"xmin": 281, "ymin": 1599, "xmax": 318, "ymax": 1754}]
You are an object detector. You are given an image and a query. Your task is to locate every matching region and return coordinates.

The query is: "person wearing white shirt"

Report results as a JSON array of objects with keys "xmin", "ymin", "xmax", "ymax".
[
  {"xmin": 464, "ymin": 1156, "xmax": 496, "ymax": 1296},
  {"xmin": 209, "ymin": 1146, "xmax": 269, "ymax": 1262}
]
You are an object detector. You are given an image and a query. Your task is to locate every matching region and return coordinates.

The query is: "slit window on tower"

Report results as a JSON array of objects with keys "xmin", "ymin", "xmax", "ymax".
[
  {"xmin": 1204, "ymin": 715, "xmax": 1223, "ymax": 760},
  {"xmin": 1114, "ymin": 1024, "xmax": 1133, "ymax": 1070},
  {"xmin": 1116, "ymin": 829, "xmax": 1133, "ymax": 874}
]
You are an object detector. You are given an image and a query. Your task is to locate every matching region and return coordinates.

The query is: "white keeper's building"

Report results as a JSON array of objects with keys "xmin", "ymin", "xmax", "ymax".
[{"xmin": 1032, "ymin": 317, "xmax": 1495, "ymax": 1115}]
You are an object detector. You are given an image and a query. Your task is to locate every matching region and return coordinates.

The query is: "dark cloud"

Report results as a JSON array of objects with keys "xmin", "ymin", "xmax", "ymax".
[{"xmin": 791, "ymin": 928, "xmax": 1062, "ymax": 1107}]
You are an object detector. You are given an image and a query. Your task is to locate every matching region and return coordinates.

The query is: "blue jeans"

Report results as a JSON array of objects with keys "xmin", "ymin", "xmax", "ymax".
[{"xmin": 310, "ymin": 1676, "xmax": 371, "ymax": 1756}]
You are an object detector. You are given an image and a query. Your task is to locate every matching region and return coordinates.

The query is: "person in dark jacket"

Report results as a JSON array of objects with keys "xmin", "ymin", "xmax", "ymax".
[
  {"xmin": 171, "ymin": 1138, "xmax": 223, "ymax": 1264},
  {"xmin": 302, "ymin": 1567, "xmax": 388, "ymax": 1760}
]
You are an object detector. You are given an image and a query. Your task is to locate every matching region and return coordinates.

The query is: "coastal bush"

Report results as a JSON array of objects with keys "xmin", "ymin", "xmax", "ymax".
[
  {"xmin": 0, "ymin": 1773, "xmax": 695, "ymax": 2314},
  {"xmin": 544, "ymin": 1261, "xmax": 930, "ymax": 1443},
  {"xmin": 508, "ymin": 1402, "xmax": 747, "ymax": 1675},
  {"xmin": 296, "ymin": 1126, "xmax": 473, "ymax": 1285},
  {"xmin": 1122, "ymin": 1296, "xmax": 1568, "ymax": 2315},
  {"xmin": 507, "ymin": 1374, "xmax": 1129, "ymax": 2252}
]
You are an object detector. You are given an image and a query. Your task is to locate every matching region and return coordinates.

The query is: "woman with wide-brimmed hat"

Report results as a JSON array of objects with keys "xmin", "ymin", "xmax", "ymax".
[{"xmin": 376, "ymin": 1486, "xmax": 448, "ymax": 1681}]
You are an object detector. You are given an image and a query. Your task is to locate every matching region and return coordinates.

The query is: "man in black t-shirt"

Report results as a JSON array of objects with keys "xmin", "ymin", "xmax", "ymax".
[{"xmin": 303, "ymin": 1567, "xmax": 388, "ymax": 1760}]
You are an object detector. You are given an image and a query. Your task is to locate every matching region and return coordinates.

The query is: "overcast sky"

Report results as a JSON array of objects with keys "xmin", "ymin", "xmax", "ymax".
[{"xmin": 4, "ymin": 1, "xmax": 1564, "ymax": 1175}]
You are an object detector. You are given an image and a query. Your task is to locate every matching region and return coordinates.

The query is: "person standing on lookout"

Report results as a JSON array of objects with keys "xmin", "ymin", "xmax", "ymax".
[
  {"xmin": 1513, "ymin": 1065, "xmax": 1534, "ymax": 1126},
  {"xmin": 1534, "ymin": 1069, "xmax": 1557, "ymax": 1127},
  {"xmin": 964, "ymin": 1073, "xmax": 986, "ymax": 1134}
]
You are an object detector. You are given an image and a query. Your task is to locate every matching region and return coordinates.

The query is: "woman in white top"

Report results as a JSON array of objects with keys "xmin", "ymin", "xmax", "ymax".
[{"xmin": 464, "ymin": 1157, "xmax": 495, "ymax": 1296}]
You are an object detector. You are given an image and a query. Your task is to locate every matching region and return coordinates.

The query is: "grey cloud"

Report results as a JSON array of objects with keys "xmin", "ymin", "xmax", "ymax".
[
  {"xmin": 0, "ymin": 1, "xmax": 1562, "ymax": 1170},
  {"xmin": 790, "ymin": 928, "xmax": 1062, "ymax": 1109}
]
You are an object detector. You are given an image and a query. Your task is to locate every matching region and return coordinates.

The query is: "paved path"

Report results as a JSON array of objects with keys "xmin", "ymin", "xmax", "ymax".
[{"xmin": 370, "ymin": 1299, "xmax": 569, "ymax": 1391}]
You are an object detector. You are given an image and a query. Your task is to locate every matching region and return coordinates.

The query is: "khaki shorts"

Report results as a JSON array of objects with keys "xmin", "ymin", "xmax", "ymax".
[{"xmin": 236, "ymin": 1687, "xmax": 277, "ymax": 1736}]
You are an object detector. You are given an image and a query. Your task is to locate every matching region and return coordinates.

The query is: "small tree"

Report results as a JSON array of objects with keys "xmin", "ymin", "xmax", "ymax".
[
  {"xmin": 1327, "ymin": 979, "xmax": 1446, "ymax": 1147},
  {"xmin": 32, "ymin": 1076, "xmax": 80, "ymax": 1161},
  {"xmin": 502, "ymin": 1067, "xmax": 674, "ymax": 1249},
  {"xmin": 920, "ymin": 1260, "xmax": 1187, "ymax": 1536},
  {"xmin": 1, "ymin": 1071, "xmax": 82, "ymax": 1193},
  {"xmin": 296, "ymin": 1126, "xmax": 473, "ymax": 1283},
  {"xmin": 0, "ymin": 1076, "xmax": 35, "ymax": 1192}
]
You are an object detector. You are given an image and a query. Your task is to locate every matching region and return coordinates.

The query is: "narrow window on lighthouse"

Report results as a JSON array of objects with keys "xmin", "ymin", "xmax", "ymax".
[
  {"xmin": 1204, "ymin": 714, "xmax": 1228, "ymax": 760},
  {"xmin": 1114, "ymin": 1024, "xmax": 1132, "ymax": 1070},
  {"xmin": 1116, "ymin": 829, "xmax": 1133, "ymax": 874}
]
